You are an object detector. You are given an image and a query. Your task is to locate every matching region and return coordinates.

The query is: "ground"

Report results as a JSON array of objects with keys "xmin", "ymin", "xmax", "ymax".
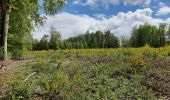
[
  {"xmin": 0, "ymin": 46, "xmax": 170, "ymax": 99},
  {"xmin": 0, "ymin": 59, "xmax": 31, "ymax": 97}
]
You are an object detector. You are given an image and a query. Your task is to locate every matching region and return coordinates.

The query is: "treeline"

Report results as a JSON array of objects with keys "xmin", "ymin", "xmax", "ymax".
[
  {"xmin": 65, "ymin": 31, "xmax": 119, "ymax": 49},
  {"xmin": 33, "ymin": 26, "xmax": 119, "ymax": 50},
  {"xmin": 33, "ymin": 23, "xmax": 170, "ymax": 50}
]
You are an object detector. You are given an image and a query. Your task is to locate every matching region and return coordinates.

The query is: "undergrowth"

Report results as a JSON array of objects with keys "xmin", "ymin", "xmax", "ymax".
[{"xmin": 1, "ymin": 46, "xmax": 170, "ymax": 99}]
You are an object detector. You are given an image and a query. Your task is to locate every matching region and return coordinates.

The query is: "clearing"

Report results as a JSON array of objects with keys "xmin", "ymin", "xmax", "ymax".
[{"xmin": 0, "ymin": 47, "xmax": 170, "ymax": 99}]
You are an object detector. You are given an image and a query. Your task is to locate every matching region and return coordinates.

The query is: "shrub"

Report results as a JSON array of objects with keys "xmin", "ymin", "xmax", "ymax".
[
  {"xmin": 11, "ymin": 49, "xmax": 24, "ymax": 60},
  {"xmin": 129, "ymin": 56, "xmax": 150, "ymax": 73},
  {"xmin": 6, "ymin": 80, "xmax": 35, "ymax": 99}
]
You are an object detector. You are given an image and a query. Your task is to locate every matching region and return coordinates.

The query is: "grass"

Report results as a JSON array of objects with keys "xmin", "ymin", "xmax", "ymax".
[{"xmin": 1, "ymin": 45, "xmax": 170, "ymax": 99}]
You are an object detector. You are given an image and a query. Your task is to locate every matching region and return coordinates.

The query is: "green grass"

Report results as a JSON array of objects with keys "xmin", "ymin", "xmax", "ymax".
[{"xmin": 2, "ymin": 46, "xmax": 170, "ymax": 99}]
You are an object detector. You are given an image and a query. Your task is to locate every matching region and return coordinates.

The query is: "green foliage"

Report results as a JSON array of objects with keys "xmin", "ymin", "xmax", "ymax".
[
  {"xmin": 158, "ymin": 23, "xmax": 167, "ymax": 46},
  {"xmin": 33, "ymin": 30, "xmax": 119, "ymax": 50},
  {"xmin": 7, "ymin": 81, "xmax": 35, "ymax": 100},
  {"xmin": 8, "ymin": 34, "xmax": 27, "ymax": 60},
  {"xmin": 5, "ymin": 46, "xmax": 170, "ymax": 99},
  {"xmin": 11, "ymin": 49, "xmax": 24, "ymax": 60},
  {"xmin": 43, "ymin": 0, "xmax": 67, "ymax": 15},
  {"xmin": 38, "ymin": 34, "xmax": 50, "ymax": 50},
  {"xmin": 121, "ymin": 38, "xmax": 130, "ymax": 47},
  {"xmin": 49, "ymin": 26, "xmax": 61, "ymax": 50},
  {"xmin": 0, "ymin": 0, "xmax": 67, "ymax": 60},
  {"xmin": 130, "ymin": 23, "xmax": 168, "ymax": 48}
]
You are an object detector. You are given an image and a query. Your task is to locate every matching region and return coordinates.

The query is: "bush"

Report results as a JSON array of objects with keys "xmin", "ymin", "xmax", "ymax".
[
  {"xmin": 7, "ymin": 81, "xmax": 35, "ymax": 100},
  {"xmin": 129, "ymin": 56, "xmax": 150, "ymax": 73},
  {"xmin": 11, "ymin": 49, "xmax": 24, "ymax": 60}
]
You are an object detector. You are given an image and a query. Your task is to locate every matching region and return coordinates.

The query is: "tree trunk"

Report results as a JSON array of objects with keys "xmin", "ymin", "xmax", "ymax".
[{"xmin": 0, "ymin": 5, "xmax": 10, "ymax": 60}]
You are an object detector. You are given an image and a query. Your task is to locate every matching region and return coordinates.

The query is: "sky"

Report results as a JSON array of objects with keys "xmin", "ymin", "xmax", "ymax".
[{"xmin": 34, "ymin": 0, "xmax": 170, "ymax": 39}]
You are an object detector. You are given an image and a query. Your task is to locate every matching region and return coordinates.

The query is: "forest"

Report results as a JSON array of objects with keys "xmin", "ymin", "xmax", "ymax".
[{"xmin": 0, "ymin": 0, "xmax": 170, "ymax": 99}]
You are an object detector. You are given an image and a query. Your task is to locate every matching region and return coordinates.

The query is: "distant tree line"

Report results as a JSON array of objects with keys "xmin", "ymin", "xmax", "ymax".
[
  {"xmin": 63, "ymin": 30, "xmax": 119, "ymax": 49},
  {"xmin": 32, "ymin": 23, "xmax": 170, "ymax": 51},
  {"xmin": 32, "ymin": 26, "xmax": 119, "ymax": 50}
]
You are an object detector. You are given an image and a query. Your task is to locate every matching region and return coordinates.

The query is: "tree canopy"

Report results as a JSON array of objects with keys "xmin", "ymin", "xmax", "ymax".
[
  {"xmin": 0, "ymin": 0, "xmax": 67, "ymax": 60},
  {"xmin": 129, "ymin": 23, "xmax": 168, "ymax": 48}
]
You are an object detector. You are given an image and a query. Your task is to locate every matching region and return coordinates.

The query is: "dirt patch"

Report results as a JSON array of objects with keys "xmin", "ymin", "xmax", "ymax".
[
  {"xmin": 142, "ymin": 57, "xmax": 170, "ymax": 99},
  {"xmin": 142, "ymin": 72, "xmax": 170, "ymax": 98},
  {"xmin": 151, "ymin": 57, "xmax": 170, "ymax": 68}
]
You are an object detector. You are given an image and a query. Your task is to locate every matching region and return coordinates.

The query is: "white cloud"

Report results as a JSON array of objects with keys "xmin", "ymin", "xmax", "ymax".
[
  {"xmin": 124, "ymin": 0, "xmax": 151, "ymax": 6},
  {"xmin": 156, "ymin": 6, "xmax": 170, "ymax": 16},
  {"xmin": 73, "ymin": 0, "xmax": 80, "ymax": 5},
  {"xmin": 73, "ymin": 0, "xmax": 119, "ymax": 9},
  {"xmin": 93, "ymin": 14, "xmax": 110, "ymax": 19},
  {"xmin": 33, "ymin": 8, "xmax": 169, "ymax": 39},
  {"xmin": 73, "ymin": 0, "xmax": 151, "ymax": 7}
]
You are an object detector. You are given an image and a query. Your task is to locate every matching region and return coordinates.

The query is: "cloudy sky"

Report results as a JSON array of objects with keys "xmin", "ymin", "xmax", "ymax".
[{"xmin": 34, "ymin": 0, "xmax": 170, "ymax": 39}]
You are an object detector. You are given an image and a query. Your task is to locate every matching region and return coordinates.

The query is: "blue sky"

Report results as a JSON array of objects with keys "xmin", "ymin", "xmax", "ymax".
[
  {"xmin": 34, "ymin": 0, "xmax": 170, "ymax": 39},
  {"xmin": 62, "ymin": 0, "xmax": 170, "ymax": 19}
]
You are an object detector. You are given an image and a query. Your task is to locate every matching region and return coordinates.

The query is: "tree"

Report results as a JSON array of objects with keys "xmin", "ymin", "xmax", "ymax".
[
  {"xmin": 111, "ymin": 34, "xmax": 119, "ymax": 48},
  {"xmin": 0, "ymin": 0, "xmax": 67, "ymax": 60},
  {"xmin": 0, "ymin": 0, "xmax": 11, "ymax": 60},
  {"xmin": 8, "ymin": 3, "xmax": 35, "ymax": 57},
  {"xmin": 62, "ymin": 30, "xmax": 119, "ymax": 49},
  {"xmin": 84, "ymin": 31, "xmax": 91, "ymax": 48},
  {"xmin": 167, "ymin": 27, "xmax": 170, "ymax": 35},
  {"xmin": 129, "ymin": 24, "xmax": 166, "ymax": 48},
  {"xmin": 49, "ymin": 26, "xmax": 61, "ymax": 50},
  {"xmin": 32, "ymin": 39, "xmax": 39, "ymax": 50},
  {"xmin": 39, "ymin": 34, "xmax": 50, "ymax": 50},
  {"xmin": 121, "ymin": 38, "xmax": 130, "ymax": 47},
  {"xmin": 158, "ymin": 23, "xmax": 167, "ymax": 46},
  {"xmin": 95, "ymin": 31, "xmax": 104, "ymax": 48},
  {"xmin": 104, "ymin": 31, "xmax": 118, "ymax": 48},
  {"xmin": 165, "ymin": 27, "xmax": 170, "ymax": 45}
]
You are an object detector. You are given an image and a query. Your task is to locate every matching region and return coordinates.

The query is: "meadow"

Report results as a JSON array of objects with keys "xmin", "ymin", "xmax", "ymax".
[{"xmin": 1, "ymin": 45, "xmax": 170, "ymax": 99}]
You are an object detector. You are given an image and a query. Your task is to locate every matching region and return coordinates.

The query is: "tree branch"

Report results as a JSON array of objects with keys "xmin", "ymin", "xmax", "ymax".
[{"xmin": 24, "ymin": 72, "xmax": 36, "ymax": 82}]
